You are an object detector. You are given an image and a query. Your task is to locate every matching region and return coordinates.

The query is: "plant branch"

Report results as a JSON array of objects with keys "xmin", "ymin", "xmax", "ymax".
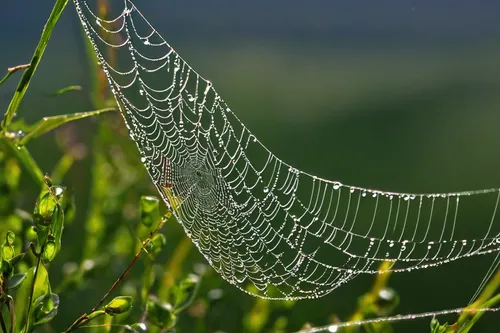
[
  {"xmin": 64, "ymin": 216, "xmax": 167, "ymax": 333},
  {"xmin": 22, "ymin": 245, "xmax": 44, "ymax": 333},
  {"xmin": 1, "ymin": 0, "xmax": 69, "ymax": 131},
  {"xmin": 0, "ymin": 64, "xmax": 30, "ymax": 87}
]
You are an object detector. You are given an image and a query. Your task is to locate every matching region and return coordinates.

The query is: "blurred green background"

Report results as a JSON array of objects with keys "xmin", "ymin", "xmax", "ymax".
[{"xmin": 1, "ymin": 0, "xmax": 500, "ymax": 332}]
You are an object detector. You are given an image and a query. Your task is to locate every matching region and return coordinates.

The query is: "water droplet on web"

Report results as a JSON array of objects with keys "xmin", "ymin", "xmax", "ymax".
[
  {"xmin": 263, "ymin": 187, "xmax": 269, "ymax": 193},
  {"xmin": 139, "ymin": 89, "xmax": 144, "ymax": 95},
  {"xmin": 328, "ymin": 325, "xmax": 339, "ymax": 333},
  {"xmin": 141, "ymin": 157, "xmax": 147, "ymax": 163},
  {"xmin": 333, "ymin": 183, "xmax": 341, "ymax": 190},
  {"xmin": 362, "ymin": 192, "xmax": 367, "ymax": 197},
  {"xmin": 226, "ymin": 107, "xmax": 231, "ymax": 112},
  {"xmin": 95, "ymin": 18, "xmax": 101, "ymax": 26},
  {"xmin": 144, "ymin": 39, "xmax": 150, "ymax": 45}
]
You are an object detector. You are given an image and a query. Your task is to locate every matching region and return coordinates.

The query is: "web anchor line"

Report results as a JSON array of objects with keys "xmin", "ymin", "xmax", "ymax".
[{"xmin": 74, "ymin": 0, "xmax": 500, "ymax": 312}]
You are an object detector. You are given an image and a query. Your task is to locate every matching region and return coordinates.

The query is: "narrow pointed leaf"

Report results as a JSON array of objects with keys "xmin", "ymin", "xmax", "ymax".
[
  {"xmin": 18, "ymin": 108, "xmax": 115, "ymax": 145},
  {"xmin": 8, "ymin": 273, "xmax": 27, "ymax": 290},
  {"xmin": 51, "ymin": 85, "xmax": 82, "ymax": 96},
  {"xmin": 1, "ymin": 0, "xmax": 69, "ymax": 130}
]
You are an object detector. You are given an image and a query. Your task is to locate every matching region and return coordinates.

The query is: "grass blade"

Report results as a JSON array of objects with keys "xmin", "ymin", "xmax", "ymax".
[
  {"xmin": 18, "ymin": 108, "xmax": 115, "ymax": 145},
  {"xmin": 1, "ymin": 0, "xmax": 69, "ymax": 131}
]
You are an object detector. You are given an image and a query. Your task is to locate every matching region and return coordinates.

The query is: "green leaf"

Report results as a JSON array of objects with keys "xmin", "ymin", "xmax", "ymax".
[
  {"xmin": 8, "ymin": 272, "xmax": 27, "ymax": 290},
  {"xmin": 2, "ymin": 244, "xmax": 14, "ymax": 261},
  {"xmin": 32, "ymin": 264, "xmax": 49, "ymax": 303},
  {"xmin": 86, "ymin": 310, "xmax": 106, "ymax": 321},
  {"xmin": 33, "ymin": 191, "xmax": 57, "ymax": 227},
  {"xmin": 8, "ymin": 252, "xmax": 25, "ymax": 266},
  {"xmin": 147, "ymin": 234, "xmax": 166, "ymax": 256},
  {"xmin": 173, "ymin": 274, "xmax": 201, "ymax": 313},
  {"xmin": 104, "ymin": 296, "xmax": 133, "ymax": 315},
  {"xmin": 140, "ymin": 196, "xmax": 160, "ymax": 227},
  {"xmin": 1, "ymin": 0, "xmax": 70, "ymax": 130},
  {"xmin": 146, "ymin": 296, "xmax": 176, "ymax": 329},
  {"xmin": 32, "ymin": 293, "xmax": 59, "ymax": 326},
  {"xmin": 17, "ymin": 108, "xmax": 115, "ymax": 145},
  {"xmin": 5, "ymin": 230, "xmax": 15, "ymax": 245},
  {"xmin": 42, "ymin": 240, "xmax": 57, "ymax": 263},
  {"xmin": 430, "ymin": 317, "xmax": 451, "ymax": 333},
  {"xmin": 51, "ymin": 85, "xmax": 82, "ymax": 96},
  {"xmin": 0, "ymin": 259, "xmax": 13, "ymax": 278},
  {"xmin": 2, "ymin": 141, "xmax": 44, "ymax": 187},
  {"xmin": 129, "ymin": 323, "xmax": 148, "ymax": 333}
]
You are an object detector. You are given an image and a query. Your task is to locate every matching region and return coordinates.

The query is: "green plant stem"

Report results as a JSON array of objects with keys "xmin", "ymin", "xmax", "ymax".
[
  {"xmin": 22, "ymin": 247, "xmax": 43, "ymax": 333},
  {"xmin": 64, "ymin": 217, "xmax": 167, "ymax": 333},
  {"xmin": 2, "ymin": 140, "xmax": 44, "ymax": 187},
  {"xmin": 7, "ymin": 298, "xmax": 15, "ymax": 333},
  {"xmin": 0, "ymin": 64, "xmax": 30, "ymax": 87},
  {"xmin": 1, "ymin": 0, "xmax": 69, "ymax": 131}
]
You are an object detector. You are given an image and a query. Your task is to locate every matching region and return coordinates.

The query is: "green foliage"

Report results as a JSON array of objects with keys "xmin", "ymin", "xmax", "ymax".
[
  {"xmin": 104, "ymin": 296, "xmax": 133, "ymax": 316},
  {"xmin": 146, "ymin": 296, "xmax": 176, "ymax": 329},
  {"xmin": 140, "ymin": 196, "xmax": 161, "ymax": 228},
  {"xmin": 0, "ymin": 1, "xmax": 498, "ymax": 333}
]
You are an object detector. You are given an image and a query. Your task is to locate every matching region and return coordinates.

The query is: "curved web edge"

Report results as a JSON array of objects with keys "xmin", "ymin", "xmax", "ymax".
[{"xmin": 73, "ymin": 0, "xmax": 500, "ymax": 301}]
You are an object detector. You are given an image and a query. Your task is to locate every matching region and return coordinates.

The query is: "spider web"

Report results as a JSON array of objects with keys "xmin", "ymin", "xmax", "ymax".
[{"xmin": 73, "ymin": 0, "xmax": 500, "ymax": 301}]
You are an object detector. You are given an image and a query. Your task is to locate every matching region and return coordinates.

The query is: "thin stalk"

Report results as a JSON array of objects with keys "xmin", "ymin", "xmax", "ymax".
[
  {"xmin": 1, "ymin": 0, "xmax": 69, "ymax": 131},
  {"xmin": 64, "ymin": 217, "xmax": 167, "ymax": 333},
  {"xmin": 0, "ymin": 64, "xmax": 30, "ymax": 87},
  {"xmin": 22, "ymin": 246, "xmax": 43, "ymax": 333}
]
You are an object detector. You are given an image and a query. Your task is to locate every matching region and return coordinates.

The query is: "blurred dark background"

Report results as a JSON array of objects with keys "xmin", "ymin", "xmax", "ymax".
[{"xmin": 1, "ymin": 0, "xmax": 500, "ymax": 332}]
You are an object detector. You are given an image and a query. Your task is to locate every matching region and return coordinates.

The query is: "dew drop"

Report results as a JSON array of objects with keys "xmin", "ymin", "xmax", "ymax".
[{"xmin": 263, "ymin": 187, "xmax": 269, "ymax": 193}]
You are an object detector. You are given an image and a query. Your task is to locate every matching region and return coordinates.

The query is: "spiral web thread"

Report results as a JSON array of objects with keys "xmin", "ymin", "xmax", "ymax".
[{"xmin": 74, "ymin": 0, "xmax": 500, "ymax": 302}]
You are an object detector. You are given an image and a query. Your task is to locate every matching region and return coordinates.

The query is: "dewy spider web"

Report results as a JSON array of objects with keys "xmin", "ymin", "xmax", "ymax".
[{"xmin": 73, "ymin": 0, "xmax": 500, "ymax": 303}]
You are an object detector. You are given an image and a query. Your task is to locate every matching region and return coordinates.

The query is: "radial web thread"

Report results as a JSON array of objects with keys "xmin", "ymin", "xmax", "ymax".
[{"xmin": 74, "ymin": 0, "xmax": 500, "ymax": 300}]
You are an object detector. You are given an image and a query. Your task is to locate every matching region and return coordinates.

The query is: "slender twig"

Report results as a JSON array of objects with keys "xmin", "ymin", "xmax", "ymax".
[
  {"xmin": 0, "ymin": 64, "xmax": 30, "ymax": 87},
  {"xmin": 23, "ymin": 245, "xmax": 44, "ymax": 333},
  {"xmin": 64, "ymin": 217, "xmax": 167, "ymax": 333},
  {"xmin": 8, "ymin": 298, "xmax": 15, "ymax": 333}
]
